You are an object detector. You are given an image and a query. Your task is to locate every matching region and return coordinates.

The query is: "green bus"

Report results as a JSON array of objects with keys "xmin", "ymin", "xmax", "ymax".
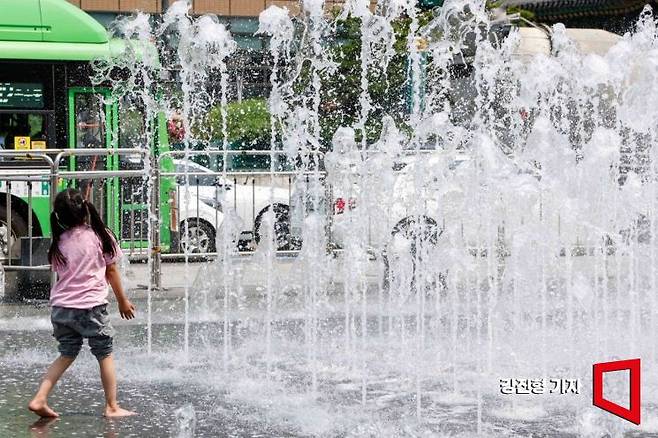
[{"xmin": 0, "ymin": 0, "xmax": 175, "ymax": 263}]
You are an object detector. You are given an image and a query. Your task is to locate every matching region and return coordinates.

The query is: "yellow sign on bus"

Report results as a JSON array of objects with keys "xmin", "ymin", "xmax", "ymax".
[{"xmin": 14, "ymin": 136, "xmax": 30, "ymax": 150}]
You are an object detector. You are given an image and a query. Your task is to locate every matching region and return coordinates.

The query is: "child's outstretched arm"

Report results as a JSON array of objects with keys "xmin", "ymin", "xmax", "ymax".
[{"xmin": 106, "ymin": 264, "xmax": 136, "ymax": 320}]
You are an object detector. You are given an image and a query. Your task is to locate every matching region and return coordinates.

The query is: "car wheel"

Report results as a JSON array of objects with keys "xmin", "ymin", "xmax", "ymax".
[
  {"xmin": 180, "ymin": 219, "xmax": 216, "ymax": 254},
  {"xmin": 254, "ymin": 204, "xmax": 298, "ymax": 251},
  {"xmin": 391, "ymin": 215, "xmax": 441, "ymax": 249},
  {"xmin": 0, "ymin": 204, "xmax": 28, "ymax": 262},
  {"xmin": 383, "ymin": 215, "xmax": 442, "ymax": 292}
]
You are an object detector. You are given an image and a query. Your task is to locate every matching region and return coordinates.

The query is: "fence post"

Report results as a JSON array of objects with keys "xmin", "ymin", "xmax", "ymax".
[
  {"xmin": 150, "ymin": 163, "xmax": 162, "ymax": 290},
  {"xmin": 6, "ymin": 182, "xmax": 11, "ymax": 267},
  {"xmin": 50, "ymin": 161, "xmax": 58, "ymax": 288},
  {"xmin": 326, "ymin": 178, "xmax": 333, "ymax": 252},
  {"xmin": 27, "ymin": 181, "xmax": 33, "ymax": 266}
]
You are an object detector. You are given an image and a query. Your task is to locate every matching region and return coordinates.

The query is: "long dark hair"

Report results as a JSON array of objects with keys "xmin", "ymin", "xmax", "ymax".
[{"xmin": 48, "ymin": 188, "xmax": 117, "ymax": 267}]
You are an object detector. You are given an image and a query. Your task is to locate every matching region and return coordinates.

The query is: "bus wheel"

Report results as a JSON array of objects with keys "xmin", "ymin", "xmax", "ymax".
[
  {"xmin": 180, "ymin": 219, "xmax": 216, "ymax": 254},
  {"xmin": 0, "ymin": 205, "xmax": 28, "ymax": 262}
]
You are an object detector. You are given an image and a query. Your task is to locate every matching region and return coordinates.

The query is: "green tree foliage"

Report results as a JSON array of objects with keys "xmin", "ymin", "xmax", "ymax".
[
  {"xmin": 201, "ymin": 98, "xmax": 271, "ymax": 148},
  {"xmin": 317, "ymin": 10, "xmax": 435, "ymax": 148},
  {"xmin": 198, "ymin": 4, "xmax": 512, "ymax": 154},
  {"xmin": 197, "ymin": 9, "xmax": 445, "ymax": 153},
  {"xmin": 189, "ymin": 98, "xmax": 273, "ymax": 169}
]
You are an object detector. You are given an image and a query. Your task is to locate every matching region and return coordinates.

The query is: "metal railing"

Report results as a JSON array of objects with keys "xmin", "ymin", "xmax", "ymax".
[
  {"xmin": 157, "ymin": 149, "xmax": 329, "ymax": 257},
  {"xmin": 0, "ymin": 146, "xmax": 640, "ymax": 298},
  {"xmin": 0, "ymin": 151, "xmax": 54, "ymax": 273},
  {"xmin": 0, "ymin": 148, "xmax": 149, "ymax": 295},
  {"xmin": 0, "ymin": 148, "xmax": 330, "ymax": 295}
]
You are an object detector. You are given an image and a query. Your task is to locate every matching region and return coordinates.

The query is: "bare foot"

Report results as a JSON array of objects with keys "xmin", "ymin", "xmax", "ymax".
[
  {"xmin": 104, "ymin": 406, "xmax": 136, "ymax": 417},
  {"xmin": 28, "ymin": 399, "xmax": 59, "ymax": 418}
]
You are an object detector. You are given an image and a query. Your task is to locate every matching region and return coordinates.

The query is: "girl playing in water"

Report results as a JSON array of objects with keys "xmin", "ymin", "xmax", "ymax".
[{"xmin": 28, "ymin": 188, "xmax": 136, "ymax": 418}]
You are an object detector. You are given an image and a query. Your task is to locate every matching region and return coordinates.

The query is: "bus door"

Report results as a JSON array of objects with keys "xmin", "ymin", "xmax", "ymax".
[
  {"xmin": 117, "ymin": 96, "xmax": 150, "ymax": 251},
  {"xmin": 68, "ymin": 88, "xmax": 120, "ymax": 236}
]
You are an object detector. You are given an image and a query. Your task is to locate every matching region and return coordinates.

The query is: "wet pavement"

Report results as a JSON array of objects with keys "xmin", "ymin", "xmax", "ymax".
[
  {"xmin": 3, "ymin": 296, "xmax": 658, "ymax": 437},
  {"xmin": 1, "ymin": 364, "xmax": 304, "ymax": 438},
  {"xmin": 1, "ymin": 307, "xmax": 305, "ymax": 438}
]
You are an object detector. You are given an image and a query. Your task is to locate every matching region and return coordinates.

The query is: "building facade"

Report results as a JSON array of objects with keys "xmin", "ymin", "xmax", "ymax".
[
  {"xmin": 65, "ymin": 1, "xmax": 365, "ymax": 50},
  {"xmin": 66, "ymin": 0, "xmax": 357, "ymax": 16},
  {"xmin": 65, "ymin": 1, "xmax": 367, "ymax": 100},
  {"xmin": 64, "ymin": 0, "xmax": 651, "ymax": 104}
]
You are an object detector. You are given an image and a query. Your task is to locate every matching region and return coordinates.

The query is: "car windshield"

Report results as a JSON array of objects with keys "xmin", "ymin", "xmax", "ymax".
[{"xmin": 174, "ymin": 161, "xmax": 220, "ymax": 186}]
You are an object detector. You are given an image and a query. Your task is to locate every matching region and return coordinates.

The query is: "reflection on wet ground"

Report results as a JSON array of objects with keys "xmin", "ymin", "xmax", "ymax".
[
  {"xmin": 1, "ymin": 355, "xmax": 303, "ymax": 438},
  {"xmin": 1, "ymin": 301, "xmax": 304, "ymax": 438}
]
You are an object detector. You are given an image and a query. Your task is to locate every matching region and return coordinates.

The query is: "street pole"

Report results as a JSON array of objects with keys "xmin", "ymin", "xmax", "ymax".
[{"xmin": 150, "ymin": 161, "xmax": 162, "ymax": 291}]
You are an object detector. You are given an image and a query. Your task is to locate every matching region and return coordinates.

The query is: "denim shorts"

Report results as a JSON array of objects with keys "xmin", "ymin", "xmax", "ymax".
[{"xmin": 51, "ymin": 304, "xmax": 115, "ymax": 360}]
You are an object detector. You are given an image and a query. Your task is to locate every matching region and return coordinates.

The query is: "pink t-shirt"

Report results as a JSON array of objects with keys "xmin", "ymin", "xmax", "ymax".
[{"xmin": 50, "ymin": 225, "xmax": 123, "ymax": 309}]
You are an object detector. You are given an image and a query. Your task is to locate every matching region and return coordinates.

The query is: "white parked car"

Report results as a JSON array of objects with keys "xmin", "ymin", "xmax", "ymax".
[
  {"xmin": 328, "ymin": 26, "xmax": 625, "ymax": 255},
  {"xmin": 174, "ymin": 159, "xmax": 293, "ymax": 253},
  {"xmin": 326, "ymin": 136, "xmax": 473, "ymax": 257}
]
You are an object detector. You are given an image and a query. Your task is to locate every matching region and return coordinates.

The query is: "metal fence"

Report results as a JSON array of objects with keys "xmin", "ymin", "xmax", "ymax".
[
  {"xmin": 0, "ymin": 152, "xmax": 53, "ymax": 272},
  {"xmin": 158, "ymin": 149, "xmax": 329, "ymax": 257},
  {"xmin": 0, "ymin": 148, "xmax": 330, "ymax": 295},
  {"xmin": 0, "ymin": 148, "xmax": 149, "ymax": 296},
  {"xmin": 1, "ymin": 147, "xmax": 624, "ymax": 297}
]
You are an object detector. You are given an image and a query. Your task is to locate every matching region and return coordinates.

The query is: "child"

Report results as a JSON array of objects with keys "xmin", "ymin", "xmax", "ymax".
[{"xmin": 28, "ymin": 188, "xmax": 136, "ymax": 418}]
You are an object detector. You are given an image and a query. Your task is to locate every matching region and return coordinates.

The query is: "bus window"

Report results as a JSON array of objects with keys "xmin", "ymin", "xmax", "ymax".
[
  {"xmin": 120, "ymin": 109, "xmax": 146, "ymax": 148},
  {"xmin": 75, "ymin": 94, "xmax": 105, "ymax": 150},
  {"xmin": 118, "ymin": 96, "xmax": 149, "ymax": 243},
  {"xmin": 0, "ymin": 80, "xmax": 53, "ymax": 156},
  {"xmin": 0, "ymin": 113, "xmax": 49, "ymax": 150},
  {"xmin": 73, "ymin": 93, "xmax": 108, "ymax": 206},
  {"xmin": 118, "ymin": 96, "xmax": 146, "ymax": 165}
]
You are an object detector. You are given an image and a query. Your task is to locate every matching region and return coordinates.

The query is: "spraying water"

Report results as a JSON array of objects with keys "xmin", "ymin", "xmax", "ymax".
[
  {"xmin": 173, "ymin": 403, "xmax": 197, "ymax": 438},
  {"xmin": 0, "ymin": 263, "xmax": 4, "ymax": 300},
  {"xmin": 87, "ymin": 1, "xmax": 658, "ymax": 436}
]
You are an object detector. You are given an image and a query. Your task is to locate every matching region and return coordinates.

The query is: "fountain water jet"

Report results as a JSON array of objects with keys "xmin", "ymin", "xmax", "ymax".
[{"xmin": 85, "ymin": 1, "xmax": 658, "ymax": 435}]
